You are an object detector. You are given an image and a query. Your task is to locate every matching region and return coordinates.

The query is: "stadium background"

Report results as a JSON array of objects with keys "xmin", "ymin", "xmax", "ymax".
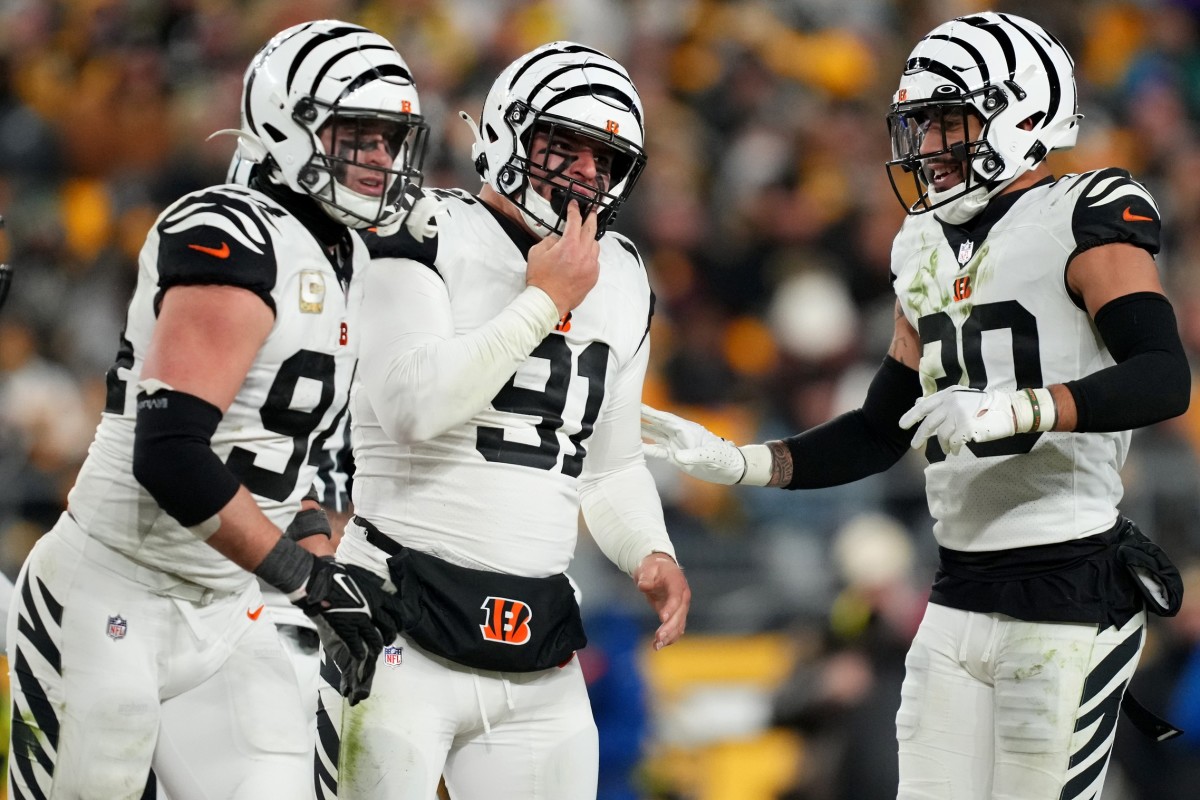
[{"xmin": 1, "ymin": 0, "xmax": 1199, "ymax": 797}]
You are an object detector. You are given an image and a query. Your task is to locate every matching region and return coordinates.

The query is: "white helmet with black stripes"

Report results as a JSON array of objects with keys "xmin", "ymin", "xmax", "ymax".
[
  {"xmin": 463, "ymin": 41, "xmax": 646, "ymax": 238},
  {"xmin": 885, "ymin": 12, "xmax": 1081, "ymax": 223},
  {"xmin": 237, "ymin": 20, "xmax": 428, "ymax": 229}
]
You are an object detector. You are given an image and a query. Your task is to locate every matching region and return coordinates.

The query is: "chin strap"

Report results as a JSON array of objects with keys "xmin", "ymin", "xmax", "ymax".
[{"xmin": 930, "ymin": 176, "xmax": 1009, "ymax": 224}]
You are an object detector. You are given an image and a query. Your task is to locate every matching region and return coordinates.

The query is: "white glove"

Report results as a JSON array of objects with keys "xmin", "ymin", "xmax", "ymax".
[
  {"xmin": 641, "ymin": 404, "xmax": 772, "ymax": 486},
  {"xmin": 899, "ymin": 386, "xmax": 1056, "ymax": 455}
]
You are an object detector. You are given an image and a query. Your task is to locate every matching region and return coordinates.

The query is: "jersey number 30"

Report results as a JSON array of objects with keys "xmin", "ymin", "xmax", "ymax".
[{"xmin": 918, "ymin": 299, "xmax": 1044, "ymax": 461}]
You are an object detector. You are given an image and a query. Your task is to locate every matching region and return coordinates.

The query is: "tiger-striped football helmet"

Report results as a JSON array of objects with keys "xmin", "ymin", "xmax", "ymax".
[
  {"xmin": 885, "ymin": 12, "xmax": 1081, "ymax": 223},
  {"xmin": 239, "ymin": 20, "xmax": 428, "ymax": 229},
  {"xmin": 466, "ymin": 41, "xmax": 646, "ymax": 238}
]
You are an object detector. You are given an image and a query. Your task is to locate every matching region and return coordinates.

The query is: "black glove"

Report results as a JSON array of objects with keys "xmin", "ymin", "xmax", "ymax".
[
  {"xmin": 295, "ymin": 559, "xmax": 405, "ymax": 705},
  {"xmin": 293, "ymin": 557, "xmax": 382, "ymax": 655},
  {"xmin": 1117, "ymin": 523, "xmax": 1184, "ymax": 617},
  {"xmin": 314, "ymin": 617, "xmax": 376, "ymax": 707},
  {"xmin": 316, "ymin": 621, "xmax": 378, "ymax": 706}
]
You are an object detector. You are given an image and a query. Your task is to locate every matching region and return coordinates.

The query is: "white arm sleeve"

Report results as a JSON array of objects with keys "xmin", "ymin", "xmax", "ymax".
[
  {"xmin": 358, "ymin": 259, "xmax": 560, "ymax": 444},
  {"xmin": 579, "ymin": 339, "xmax": 676, "ymax": 575}
]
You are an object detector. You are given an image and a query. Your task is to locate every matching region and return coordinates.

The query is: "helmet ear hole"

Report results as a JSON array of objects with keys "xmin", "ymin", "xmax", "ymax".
[
  {"xmin": 262, "ymin": 123, "xmax": 288, "ymax": 144},
  {"xmin": 1021, "ymin": 112, "xmax": 1045, "ymax": 131}
]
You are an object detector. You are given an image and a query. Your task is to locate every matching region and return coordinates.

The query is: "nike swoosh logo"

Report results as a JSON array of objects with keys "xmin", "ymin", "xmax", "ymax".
[
  {"xmin": 1123, "ymin": 207, "xmax": 1154, "ymax": 223},
  {"xmin": 247, "ymin": 604, "xmax": 265, "ymax": 621},
  {"xmin": 188, "ymin": 241, "xmax": 231, "ymax": 258},
  {"xmin": 328, "ymin": 573, "xmax": 367, "ymax": 611}
]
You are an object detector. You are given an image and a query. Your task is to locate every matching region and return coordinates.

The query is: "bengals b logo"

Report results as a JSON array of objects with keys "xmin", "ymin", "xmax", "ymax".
[{"xmin": 479, "ymin": 596, "xmax": 532, "ymax": 645}]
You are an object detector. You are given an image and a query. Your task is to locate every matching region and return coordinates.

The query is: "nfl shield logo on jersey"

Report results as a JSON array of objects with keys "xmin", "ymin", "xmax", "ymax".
[
  {"xmin": 383, "ymin": 645, "xmax": 403, "ymax": 667},
  {"xmin": 957, "ymin": 240, "xmax": 974, "ymax": 265},
  {"xmin": 106, "ymin": 614, "xmax": 128, "ymax": 641}
]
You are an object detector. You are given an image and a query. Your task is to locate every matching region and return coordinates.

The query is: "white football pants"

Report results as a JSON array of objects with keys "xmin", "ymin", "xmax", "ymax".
[
  {"xmin": 7, "ymin": 513, "xmax": 313, "ymax": 800},
  {"xmin": 155, "ymin": 605, "xmax": 321, "ymax": 800},
  {"xmin": 331, "ymin": 633, "xmax": 599, "ymax": 799},
  {"xmin": 897, "ymin": 602, "xmax": 1146, "ymax": 800}
]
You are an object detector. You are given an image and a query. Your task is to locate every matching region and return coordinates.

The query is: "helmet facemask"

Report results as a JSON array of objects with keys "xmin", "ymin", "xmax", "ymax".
[
  {"xmin": 886, "ymin": 87, "xmax": 1009, "ymax": 223},
  {"xmin": 504, "ymin": 106, "xmax": 645, "ymax": 237},
  {"xmin": 299, "ymin": 103, "xmax": 429, "ymax": 229}
]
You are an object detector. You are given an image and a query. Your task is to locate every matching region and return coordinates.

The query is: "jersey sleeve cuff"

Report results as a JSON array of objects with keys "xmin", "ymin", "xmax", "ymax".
[{"xmin": 512, "ymin": 286, "xmax": 562, "ymax": 335}]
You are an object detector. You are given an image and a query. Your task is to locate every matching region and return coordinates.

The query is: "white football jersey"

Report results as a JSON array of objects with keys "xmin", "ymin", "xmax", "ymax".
[
  {"xmin": 892, "ymin": 169, "xmax": 1162, "ymax": 551},
  {"xmin": 350, "ymin": 190, "xmax": 654, "ymax": 577},
  {"xmin": 68, "ymin": 183, "xmax": 367, "ymax": 592}
]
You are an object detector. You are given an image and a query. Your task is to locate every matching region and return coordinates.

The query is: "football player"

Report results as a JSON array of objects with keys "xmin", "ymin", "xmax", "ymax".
[
  {"xmin": 6, "ymin": 20, "xmax": 427, "ymax": 799},
  {"xmin": 641, "ymin": 12, "xmax": 1187, "ymax": 800},
  {"xmin": 323, "ymin": 41, "xmax": 691, "ymax": 799}
]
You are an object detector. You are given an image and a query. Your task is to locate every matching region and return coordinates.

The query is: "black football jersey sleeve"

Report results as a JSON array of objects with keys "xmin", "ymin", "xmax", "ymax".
[
  {"xmin": 1070, "ymin": 168, "xmax": 1161, "ymax": 256},
  {"xmin": 155, "ymin": 188, "xmax": 282, "ymax": 312}
]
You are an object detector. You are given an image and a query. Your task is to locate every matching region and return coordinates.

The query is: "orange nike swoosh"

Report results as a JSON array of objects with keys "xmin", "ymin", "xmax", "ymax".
[
  {"xmin": 1122, "ymin": 207, "xmax": 1154, "ymax": 223},
  {"xmin": 187, "ymin": 241, "xmax": 231, "ymax": 258},
  {"xmin": 247, "ymin": 604, "xmax": 264, "ymax": 621}
]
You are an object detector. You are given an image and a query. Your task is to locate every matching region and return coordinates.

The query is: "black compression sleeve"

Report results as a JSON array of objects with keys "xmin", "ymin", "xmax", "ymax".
[
  {"xmin": 784, "ymin": 356, "xmax": 921, "ymax": 489},
  {"xmin": 1065, "ymin": 292, "xmax": 1190, "ymax": 432},
  {"xmin": 133, "ymin": 389, "xmax": 242, "ymax": 528}
]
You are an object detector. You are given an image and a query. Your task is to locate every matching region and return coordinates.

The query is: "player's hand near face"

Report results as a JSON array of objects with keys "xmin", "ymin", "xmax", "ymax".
[
  {"xmin": 633, "ymin": 552, "xmax": 690, "ymax": 650},
  {"xmin": 526, "ymin": 200, "xmax": 600, "ymax": 316}
]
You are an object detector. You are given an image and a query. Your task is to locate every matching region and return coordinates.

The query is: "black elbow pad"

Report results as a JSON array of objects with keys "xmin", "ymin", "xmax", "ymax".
[{"xmin": 133, "ymin": 388, "xmax": 241, "ymax": 528}]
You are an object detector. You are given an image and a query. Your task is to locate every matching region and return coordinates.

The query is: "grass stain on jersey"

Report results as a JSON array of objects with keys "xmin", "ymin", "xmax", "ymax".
[
  {"xmin": 338, "ymin": 705, "xmax": 370, "ymax": 783},
  {"xmin": 904, "ymin": 239, "xmax": 953, "ymax": 318}
]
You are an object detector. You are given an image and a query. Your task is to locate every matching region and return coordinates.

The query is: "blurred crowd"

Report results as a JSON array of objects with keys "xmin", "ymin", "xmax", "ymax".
[{"xmin": 2, "ymin": 0, "xmax": 1200, "ymax": 797}]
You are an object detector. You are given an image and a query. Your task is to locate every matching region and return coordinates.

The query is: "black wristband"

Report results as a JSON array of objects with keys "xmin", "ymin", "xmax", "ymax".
[
  {"xmin": 133, "ymin": 388, "xmax": 241, "ymax": 528},
  {"xmin": 1065, "ymin": 293, "xmax": 1190, "ymax": 432},
  {"xmin": 253, "ymin": 537, "xmax": 315, "ymax": 596},
  {"xmin": 286, "ymin": 507, "xmax": 332, "ymax": 542},
  {"xmin": 785, "ymin": 356, "xmax": 920, "ymax": 489}
]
